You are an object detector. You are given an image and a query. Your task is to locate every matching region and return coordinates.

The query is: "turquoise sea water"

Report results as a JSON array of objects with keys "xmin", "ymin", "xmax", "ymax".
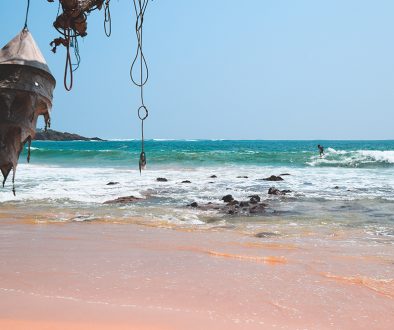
[
  {"xmin": 23, "ymin": 139, "xmax": 394, "ymax": 168},
  {"xmin": 1, "ymin": 140, "xmax": 393, "ymax": 241}
]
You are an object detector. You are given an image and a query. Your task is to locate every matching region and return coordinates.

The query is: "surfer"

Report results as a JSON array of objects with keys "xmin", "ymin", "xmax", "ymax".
[{"xmin": 317, "ymin": 144, "xmax": 324, "ymax": 157}]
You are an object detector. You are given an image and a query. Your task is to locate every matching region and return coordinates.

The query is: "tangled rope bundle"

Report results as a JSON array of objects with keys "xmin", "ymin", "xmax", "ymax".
[{"xmin": 48, "ymin": 0, "xmax": 111, "ymax": 90}]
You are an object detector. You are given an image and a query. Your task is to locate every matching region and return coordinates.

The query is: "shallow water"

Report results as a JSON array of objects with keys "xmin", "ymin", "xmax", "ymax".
[{"xmin": 0, "ymin": 140, "xmax": 392, "ymax": 245}]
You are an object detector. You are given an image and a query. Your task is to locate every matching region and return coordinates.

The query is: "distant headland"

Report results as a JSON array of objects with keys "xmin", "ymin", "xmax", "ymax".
[{"xmin": 34, "ymin": 129, "xmax": 104, "ymax": 141}]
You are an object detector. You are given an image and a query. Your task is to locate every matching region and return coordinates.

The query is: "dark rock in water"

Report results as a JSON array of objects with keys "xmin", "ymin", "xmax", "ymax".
[
  {"xmin": 334, "ymin": 186, "xmax": 339, "ymax": 189},
  {"xmin": 226, "ymin": 188, "xmax": 231, "ymax": 190},
  {"xmin": 191, "ymin": 198, "xmax": 268, "ymax": 216},
  {"xmin": 255, "ymin": 232, "xmax": 279, "ymax": 238},
  {"xmin": 221, "ymin": 194, "xmax": 234, "ymax": 203},
  {"xmin": 248, "ymin": 195, "xmax": 261, "ymax": 203},
  {"xmin": 104, "ymin": 195, "xmax": 142, "ymax": 204},
  {"xmin": 156, "ymin": 177, "xmax": 168, "ymax": 182},
  {"xmin": 34, "ymin": 129, "xmax": 104, "ymax": 141},
  {"xmin": 237, "ymin": 176, "xmax": 248, "ymax": 178},
  {"xmin": 263, "ymin": 175, "xmax": 284, "ymax": 181},
  {"xmin": 268, "ymin": 187, "xmax": 290, "ymax": 195},
  {"xmin": 249, "ymin": 203, "xmax": 266, "ymax": 214},
  {"xmin": 268, "ymin": 187, "xmax": 281, "ymax": 195},
  {"xmin": 106, "ymin": 181, "xmax": 119, "ymax": 186},
  {"xmin": 210, "ymin": 175, "xmax": 217, "ymax": 178},
  {"xmin": 181, "ymin": 180, "xmax": 191, "ymax": 183},
  {"xmin": 208, "ymin": 181, "xmax": 215, "ymax": 184},
  {"xmin": 189, "ymin": 202, "xmax": 198, "ymax": 207},
  {"xmin": 279, "ymin": 173, "xmax": 291, "ymax": 176}
]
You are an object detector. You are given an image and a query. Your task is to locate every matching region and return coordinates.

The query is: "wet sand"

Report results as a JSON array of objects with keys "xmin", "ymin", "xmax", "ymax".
[{"xmin": 0, "ymin": 213, "xmax": 393, "ymax": 329}]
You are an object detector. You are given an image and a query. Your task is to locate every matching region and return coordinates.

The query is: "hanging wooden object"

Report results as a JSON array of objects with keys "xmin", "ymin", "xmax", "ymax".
[{"xmin": 0, "ymin": 29, "xmax": 56, "ymax": 194}]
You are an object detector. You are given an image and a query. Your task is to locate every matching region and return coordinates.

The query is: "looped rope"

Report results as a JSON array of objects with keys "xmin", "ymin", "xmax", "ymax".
[
  {"xmin": 138, "ymin": 105, "xmax": 149, "ymax": 121},
  {"xmin": 131, "ymin": 0, "xmax": 151, "ymax": 173},
  {"xmin": 64, "ymin": 28, "xmax": 73, "ymax": 91},
  {"xmin": 104, "ymin": 0, "xmax": 112, "ymax": 37}
]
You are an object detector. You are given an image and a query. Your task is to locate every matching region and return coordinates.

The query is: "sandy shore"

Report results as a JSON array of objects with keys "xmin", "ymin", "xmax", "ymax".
[{"xmin": 0, "ymin": 213, "xmax": 393, "ymax": 329}]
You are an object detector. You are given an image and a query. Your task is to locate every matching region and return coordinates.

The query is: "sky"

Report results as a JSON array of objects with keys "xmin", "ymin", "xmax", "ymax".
[{"xmin": 1, "ymin": 0, "xmax": 394, "ymax": 140}]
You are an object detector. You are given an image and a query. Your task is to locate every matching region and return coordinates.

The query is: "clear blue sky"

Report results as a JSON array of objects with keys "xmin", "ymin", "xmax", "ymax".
[{"xmin": 1, "ymin": 1, "xmax": 394, "ymax": 139}]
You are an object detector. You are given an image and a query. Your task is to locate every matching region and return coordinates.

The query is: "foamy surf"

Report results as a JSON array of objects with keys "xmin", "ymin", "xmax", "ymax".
[{"xmin": 308, "ymin": 148, "xmax": 394, "ymax": 167}]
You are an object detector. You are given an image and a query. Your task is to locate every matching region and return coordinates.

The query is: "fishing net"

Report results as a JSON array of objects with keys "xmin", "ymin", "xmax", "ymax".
[{"xmin": 0, "ymin": 29, "xmax": 56, "ymax": 194}]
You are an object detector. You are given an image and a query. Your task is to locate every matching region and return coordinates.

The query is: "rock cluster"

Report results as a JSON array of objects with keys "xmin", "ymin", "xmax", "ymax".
[
  {"xmin": 104, "ymin": 195, "xmax": 142, "ymax": 204},
  {"xmin": 103, "ymin": 173, "xmax": 294, "ymax": 217},
  {"xmin": 189, "ymin": 194, "xmax": 268, "ymax": 216}
]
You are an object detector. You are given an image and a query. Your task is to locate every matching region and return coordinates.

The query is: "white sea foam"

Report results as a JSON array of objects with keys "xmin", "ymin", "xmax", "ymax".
[
  {"xmin": 308, "ymin": 149, "xmax": 394, "ymax": 167},
  {"xmin": 357, "ymin": 150, "xmax": 394, "ymax": 163},
  {"xmin": 325, "ymin": 147, "xmax": 347, "ymax": 155},
  {"xmin": 1, "ymin": 163, "xmax": 393, "ymax": 205},
  {"xmin": 0, "ymin": 154, "xmax": 393, "ymax": 231}
]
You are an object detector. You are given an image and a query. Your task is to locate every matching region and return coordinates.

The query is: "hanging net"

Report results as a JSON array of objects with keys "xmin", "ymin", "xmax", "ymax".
[{"xmin": 0, "ymin": 29, "xmax": 56, "ymax": 194}]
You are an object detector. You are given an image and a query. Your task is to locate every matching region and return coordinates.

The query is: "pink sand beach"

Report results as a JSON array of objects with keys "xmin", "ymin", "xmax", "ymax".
[{"xmin": 0, "ymin": 207, "xmax": 393, "ymax": 330}]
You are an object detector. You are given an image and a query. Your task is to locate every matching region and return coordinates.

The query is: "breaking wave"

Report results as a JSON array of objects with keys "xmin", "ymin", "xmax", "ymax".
[{"xmin": 307, "ymin": 148, "xmax": 394, "ymax": 168}]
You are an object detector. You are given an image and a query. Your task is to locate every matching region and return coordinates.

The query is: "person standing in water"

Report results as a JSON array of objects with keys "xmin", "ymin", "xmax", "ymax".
[{"xmin": 317, "ymin": 144, "xmax": 324, "ymax": 157}]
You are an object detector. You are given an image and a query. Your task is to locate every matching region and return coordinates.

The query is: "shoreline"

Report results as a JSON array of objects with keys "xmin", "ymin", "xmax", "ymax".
[{"xmin": 0, "ymin": 215, "xmax": 393, "ymax": 329}]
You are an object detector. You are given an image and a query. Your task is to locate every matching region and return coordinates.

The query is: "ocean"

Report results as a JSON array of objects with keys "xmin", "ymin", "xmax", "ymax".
[{"xmin": 0, "ymin": 139, "xmax": 393, "ymax": 242}]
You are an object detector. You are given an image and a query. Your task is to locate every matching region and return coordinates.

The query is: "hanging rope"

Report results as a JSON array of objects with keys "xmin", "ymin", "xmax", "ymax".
[
  {"xmin": 23, "ymin": 0, "xmax": 30, "ymax": 29},
  {"xmin": 71, "ymin": 36, "xmax": 81, "ymax": 72},
  {"xmin": 104, "ymin": 0, "xmax": 112, "ymax": 37},
  {"xmin": 131, "ymin": 0, "xmax": 150, "ymax": 173},
  {"xmin": 64, "ymin": 28, "xmax": 73, "ymax": 91}
]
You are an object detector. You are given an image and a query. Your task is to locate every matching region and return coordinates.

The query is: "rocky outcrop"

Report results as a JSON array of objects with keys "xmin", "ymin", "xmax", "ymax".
[{"xmin": 34, "ymin": 129, "xmax": 103, "ymax": 141}]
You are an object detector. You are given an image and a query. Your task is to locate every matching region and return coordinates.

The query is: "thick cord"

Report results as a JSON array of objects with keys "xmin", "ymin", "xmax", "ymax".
[
  {"xmin": 131, "ymin": 0, "xmax": 150, "ymax": 173},
  {"xmin": 64, "ymin": 28, "xmax": 73, "ymax": 91},
  {"xmin": 23, "ymin": 0, "xmax": 30, "ymax": 29},
  {"xmin": 104, "ymin": 0, "xmax": 112, "ymax": 37}
]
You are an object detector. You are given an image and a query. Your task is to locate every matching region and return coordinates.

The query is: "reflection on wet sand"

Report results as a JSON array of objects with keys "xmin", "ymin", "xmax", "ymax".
[{"xmin": 321, "ymin": 273, "xmax": 394, "ymax": 299}]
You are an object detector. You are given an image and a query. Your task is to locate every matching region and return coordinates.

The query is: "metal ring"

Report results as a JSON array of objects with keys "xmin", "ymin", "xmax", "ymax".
[{"xmin": 138, "ymin": 105, "xmax": 148, "ymax": 120}]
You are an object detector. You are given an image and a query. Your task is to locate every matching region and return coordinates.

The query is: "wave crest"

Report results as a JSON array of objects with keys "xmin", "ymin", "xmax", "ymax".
[{"xmin": 308, "ymin": 149, "xmax": 394, "ymax": 168}]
